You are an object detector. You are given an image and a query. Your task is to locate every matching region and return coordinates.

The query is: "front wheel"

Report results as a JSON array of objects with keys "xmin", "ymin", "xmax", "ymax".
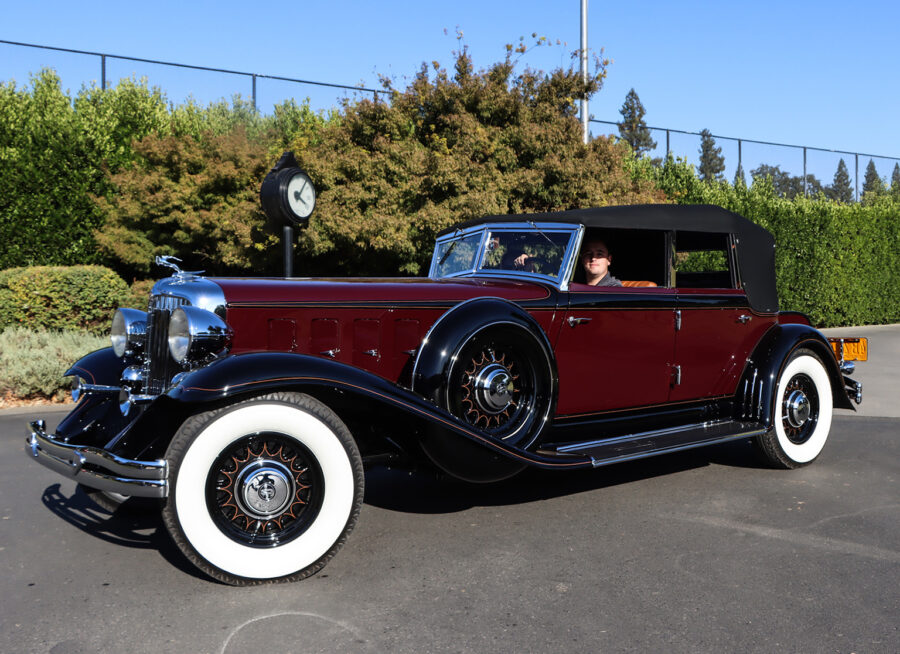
[
  {"xmin": 162, "ymin": 392, "xmax": 363, "ymax": 585},
  {"xmin": 756, "ymin": 349, "xmax": 833, "ymax": 469}
]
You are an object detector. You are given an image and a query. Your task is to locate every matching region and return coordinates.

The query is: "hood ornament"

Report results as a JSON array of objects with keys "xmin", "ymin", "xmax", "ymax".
[{"xmin": 155, "ymin": 255, "xmax": 204, "ymax": 280}]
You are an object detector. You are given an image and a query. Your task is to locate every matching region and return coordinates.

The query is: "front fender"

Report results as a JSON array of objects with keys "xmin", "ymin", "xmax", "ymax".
[
  {"xmin": 164, "ymin": 352, "xmax": 590, "ymax": 471},
  {"xmin": 738, "ymin": 323, "xmax": 854, "ymax": 427},
  {"xmin": 65, "ymin": 347, "xmax": 127, "ymax": 386}
]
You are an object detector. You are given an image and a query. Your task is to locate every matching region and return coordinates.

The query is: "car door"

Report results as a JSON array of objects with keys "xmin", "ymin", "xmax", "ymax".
[
  {"xmin": 554, "ymin": 285, "xmax": 676, "ymax": 416},
  {"xmin": 670, "ymin": 232, "xmax": 775, "ymax": 402}
]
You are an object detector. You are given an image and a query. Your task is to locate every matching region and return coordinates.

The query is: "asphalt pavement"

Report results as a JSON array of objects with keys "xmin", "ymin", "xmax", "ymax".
[{"xmin": 1, "ymin": 324, "xmax": 897, "ymax": 653}]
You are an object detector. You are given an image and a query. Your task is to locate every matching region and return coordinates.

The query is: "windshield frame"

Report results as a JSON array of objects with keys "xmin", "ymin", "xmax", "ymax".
[{"xmin": 429, "ymin": 222, "xmax": 584, "ymax": 291}]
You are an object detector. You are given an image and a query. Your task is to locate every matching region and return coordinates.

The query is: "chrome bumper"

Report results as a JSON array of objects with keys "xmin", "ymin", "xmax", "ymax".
[{"xmin": 25, "ymin": 420, "xmax": 168, "ymax": 498}]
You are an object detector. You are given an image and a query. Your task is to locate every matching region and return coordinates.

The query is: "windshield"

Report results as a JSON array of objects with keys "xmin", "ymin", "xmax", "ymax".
[
  {"xmin": 432, "ymin": 231, "xmax": 484, "ymax": 277},
  {"xmin": 430, "ymin": 224, "xmax": 578, "ymax": 283},
  {"xmin": 480, "ymin": 229, "xmax": 571, "ymax": 279}
]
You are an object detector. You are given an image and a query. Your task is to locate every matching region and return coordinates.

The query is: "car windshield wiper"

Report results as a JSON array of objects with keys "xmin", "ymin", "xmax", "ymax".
[
  {"xmin": 528, "ymin": 220, "xmax": 555, "ymax": 246},
  {"xmin": 438, "ymin": 227, "xmax": 459, "ymax": 267},
  {"xmin": 437, "ymin": 237, "xmax": 459, "ymax": 267}
]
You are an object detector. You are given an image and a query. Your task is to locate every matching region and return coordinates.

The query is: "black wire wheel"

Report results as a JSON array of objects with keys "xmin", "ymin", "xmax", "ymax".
[
  {"xmin": 162, "ymin": 392, "xmax": 363, "ymax": 585},
  {"xmin": 757, "ymin": 349, "xmax": 833, "ymax": 469},
  {"xmin": 443, "ymin": 324, "xmax": 554, "ymax": 449},
  {"xmin": 206, "ymin": 433, "xmax": 324, "ymax": 548}
]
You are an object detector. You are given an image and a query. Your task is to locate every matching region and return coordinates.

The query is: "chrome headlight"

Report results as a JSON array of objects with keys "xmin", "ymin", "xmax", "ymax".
[
  {"xmin": 167, "ymin": 306, "xmax": 232, "ymax": 364},
  {"xmin": 110, "ymin": 308, "xmax": 148, "ymax": 358}
]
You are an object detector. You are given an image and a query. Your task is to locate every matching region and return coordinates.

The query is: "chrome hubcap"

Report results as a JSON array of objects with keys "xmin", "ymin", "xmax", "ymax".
[
  {"xmin": 473, "ymin": 363, "xmax": 513, "ymax": 414},
  {"xmin": 236, "ymin": 461, "xmax": 293, "ymax": 519},
  {"xmin": 785, "ymin": 390, "xmax": 811, "ymax": 428}
]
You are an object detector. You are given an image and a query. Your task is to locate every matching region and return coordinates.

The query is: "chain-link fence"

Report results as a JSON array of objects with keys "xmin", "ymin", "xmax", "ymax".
[{"xmin": 3, "ymin": 38, "xmax": 898, "ymax": 202}]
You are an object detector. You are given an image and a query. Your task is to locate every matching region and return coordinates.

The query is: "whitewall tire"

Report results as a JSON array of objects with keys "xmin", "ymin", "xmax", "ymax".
[
  {"xmin": 162, "ymin": 392, "xmax": 363, "ymax": 585},
  {"xmin": 757, "ymin": 349, "xmax": 833, "ymax": 469}
]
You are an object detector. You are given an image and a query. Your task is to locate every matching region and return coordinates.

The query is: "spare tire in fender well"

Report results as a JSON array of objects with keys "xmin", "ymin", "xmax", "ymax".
[{"xmin": 411, "ymin": 297, "xmax": 558, "ymax": 481}]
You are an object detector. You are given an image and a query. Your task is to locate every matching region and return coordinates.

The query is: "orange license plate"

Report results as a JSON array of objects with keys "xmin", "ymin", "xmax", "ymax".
[{"xmin": 828, "ymin": 337, "xmax": 868, "ymax": 361}]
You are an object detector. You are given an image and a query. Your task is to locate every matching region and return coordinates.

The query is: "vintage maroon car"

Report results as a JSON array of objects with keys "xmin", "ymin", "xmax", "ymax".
[{"xmin": 26, "ymin": 205, "xmax": 865, "ymax": 585}]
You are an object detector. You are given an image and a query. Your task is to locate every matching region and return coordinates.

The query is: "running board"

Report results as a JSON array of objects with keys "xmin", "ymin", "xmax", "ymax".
[{"xmin": 543, "ymin": 420, "xmax": 767, "ymax": 468}]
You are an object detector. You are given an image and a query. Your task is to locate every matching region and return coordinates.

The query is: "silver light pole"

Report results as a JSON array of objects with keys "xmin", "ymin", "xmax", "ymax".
[{"xmin": 580, "ymin": 0, "xmax": 589, "ymax": 144}]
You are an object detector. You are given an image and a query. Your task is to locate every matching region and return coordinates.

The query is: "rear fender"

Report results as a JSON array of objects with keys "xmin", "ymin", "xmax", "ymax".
[{"xmin": 737, "ymin": 323, "xmax": 854, "ymax": 427}]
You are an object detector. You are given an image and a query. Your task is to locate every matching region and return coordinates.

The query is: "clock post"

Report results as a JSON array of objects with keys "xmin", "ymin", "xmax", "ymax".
[{"xmin": 259, "ymin": 151, "xmax": 317, "ymax": 277}]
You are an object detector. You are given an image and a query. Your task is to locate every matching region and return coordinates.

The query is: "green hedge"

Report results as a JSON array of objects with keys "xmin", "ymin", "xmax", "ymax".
[
  {"xmin": 0, "ymin": 69, "xmax": 332, "ymax": 274},
  {"xmin": 0, "ymin": 265, "xmax": 130, "ymax": 335},
  {"xmin": 0, "ymin": 327, "xmax": 107, "ymax": 399},
  {"xmin": 653, "ymin": 159, "xmax": 900, "ymax": 327}
]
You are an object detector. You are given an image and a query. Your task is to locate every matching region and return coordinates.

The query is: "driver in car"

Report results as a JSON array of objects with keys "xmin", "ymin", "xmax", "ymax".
[{"xmin": 581, "ymin": 238, "xmax": 622, "ymax": 287}]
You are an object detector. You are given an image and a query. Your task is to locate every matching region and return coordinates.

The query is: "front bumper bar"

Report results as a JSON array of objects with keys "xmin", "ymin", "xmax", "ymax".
[{"xmin": 25, "ymin": 420, "xmax": 168, "ymax": 498}]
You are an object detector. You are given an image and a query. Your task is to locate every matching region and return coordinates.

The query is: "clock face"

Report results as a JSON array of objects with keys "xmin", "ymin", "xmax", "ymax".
[{"xmin": 286, "ymin": 171, "xmax": 315, "ymax": 219}]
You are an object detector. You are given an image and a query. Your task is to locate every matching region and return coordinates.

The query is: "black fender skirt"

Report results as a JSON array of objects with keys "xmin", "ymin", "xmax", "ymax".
[
  {"xmin": 166, "ymin": 352, "xmax": 592, "ymax": 471},
  {"xmin": 739, "ymin": 323, "xmax": 855, "ymax": 427}
]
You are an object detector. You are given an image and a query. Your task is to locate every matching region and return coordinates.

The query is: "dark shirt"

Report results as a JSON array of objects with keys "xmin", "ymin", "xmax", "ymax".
[{"xmin": 593, "ymin": 273, "xmax": 622, "ymax": 287}]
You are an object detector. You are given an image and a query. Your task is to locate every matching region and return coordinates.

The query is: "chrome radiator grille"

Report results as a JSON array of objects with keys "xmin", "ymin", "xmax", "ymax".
[{"xmin": 145, "ymin": 294, "xmax": 189, "ymax": 394}]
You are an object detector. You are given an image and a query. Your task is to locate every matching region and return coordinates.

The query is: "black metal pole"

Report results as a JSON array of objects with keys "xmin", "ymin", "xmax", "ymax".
[{"xmin": 283, "ymin": 225, "xmax": 294, "ymax": 277}]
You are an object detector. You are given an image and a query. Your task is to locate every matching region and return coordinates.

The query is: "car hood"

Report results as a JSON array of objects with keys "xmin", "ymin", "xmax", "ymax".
[{"xmin": 209, "ymin": 276, "xmax": 554, "ymax": 307}]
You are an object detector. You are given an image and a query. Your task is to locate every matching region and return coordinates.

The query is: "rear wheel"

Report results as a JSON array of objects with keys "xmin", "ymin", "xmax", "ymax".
[
  {"xmin": 757, "ymin": 349, "xmax": 833, "ymax": 468},
  {"xmin": 162, "ymin": 392, "xmax": 363, "ymax": 585}
]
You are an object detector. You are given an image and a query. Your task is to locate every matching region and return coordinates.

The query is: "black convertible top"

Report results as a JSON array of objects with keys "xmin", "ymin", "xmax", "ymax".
[{"xmin": 440, "ymin": 204, "xmax": 778, "ymax": 313}]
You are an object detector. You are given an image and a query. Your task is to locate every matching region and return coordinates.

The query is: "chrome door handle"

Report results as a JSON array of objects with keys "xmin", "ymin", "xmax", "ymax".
[
  {"xmin": 567, "ymin": 316, "xmax": 592, "ymax": 327},
  {"xmin": 737, "ymin": 314, "xmax": 751, "ymax": 324}
]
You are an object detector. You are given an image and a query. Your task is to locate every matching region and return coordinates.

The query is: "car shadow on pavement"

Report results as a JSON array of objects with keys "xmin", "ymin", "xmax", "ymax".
[
  {"xmin": 364, "ymin": 437, "xmax": 768, "ymax": 514},
  {"xmin": 39, "ymin": 483, "xmax": 210, "ymax": 582}
]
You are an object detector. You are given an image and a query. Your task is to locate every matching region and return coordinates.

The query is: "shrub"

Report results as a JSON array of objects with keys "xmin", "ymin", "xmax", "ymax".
[
  {"xmin": 0, "ymin": 69, "xmax": 330, "ymax": 276},
  {"xmin": 93, "ymin": 128, "xmax": 279, "ymax": 278},
  {"xmin": 0, "ymin": 71, "xmax": 170, "ymax": 271},
  {"xmin": 125, "ymin": 278, "xmax": 157, "ymax": 310},
  {"xmin": 0, "ymin": 327, "xmax": 107, "ymax": 400},
  {"xmin": 0, "ymin": 265, "xmax": 129, "ymax": 334},
  {"xmin": 295, "ymin": 48, "xmax": 664, "ymax": 276}
]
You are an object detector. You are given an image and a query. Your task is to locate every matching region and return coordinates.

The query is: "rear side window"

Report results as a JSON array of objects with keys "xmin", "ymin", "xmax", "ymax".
[{"xmin": 674, "ymin": 232, "xmax": 735, "ymax": 289}]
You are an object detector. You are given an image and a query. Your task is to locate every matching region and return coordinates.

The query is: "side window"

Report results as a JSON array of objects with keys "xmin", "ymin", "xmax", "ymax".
[
  {"xmin": 571, "ymin": 228, "xmax": 669, "ymax": 287},
  {"xmin": 674, "ymin": 232, "xmax": 734, "ymax": 288}
]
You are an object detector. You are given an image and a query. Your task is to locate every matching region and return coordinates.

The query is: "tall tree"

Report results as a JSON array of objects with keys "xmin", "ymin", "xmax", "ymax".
[
  {"xmin": 698, "ymin": 129, "xmax": 725, "ymax": 182},
  {"xmin": 891, "ymin": 162, "xmax": 900, "ymax": 198},
  {"xmin": 750, "ymin": 164, "xmax": 821, "ymax": 199},
  {"xmin": 617, "ymin": 89, "xmax": 656, "ymax": 156},
  {"xmin": 733, "ymin": 162, "xmax": 746, "ymax": 188},
  {"xmin": 862, "ymin": 159, "xmax": 886, "ymax": 197},
  {"xmin": 751, "ymin": 164, "xmax": 793, "ymax": 197},
  {"xmin": 827, "ymin": 158, "xmax": 853, "ymax": 203}
]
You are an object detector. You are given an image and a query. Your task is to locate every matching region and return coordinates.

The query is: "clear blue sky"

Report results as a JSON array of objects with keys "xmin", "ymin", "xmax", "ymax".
[{"xmin": 3, "ymin": 0, "xmax": 898, "ymax": 188}]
